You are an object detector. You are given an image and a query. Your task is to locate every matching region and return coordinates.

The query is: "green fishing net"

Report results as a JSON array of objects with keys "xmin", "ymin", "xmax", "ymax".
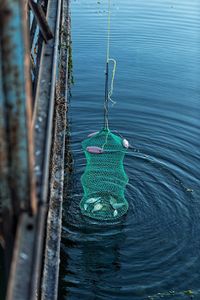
[{"xmin": 80, "ymin": 129, "xmax": 129, "ymax": 220}]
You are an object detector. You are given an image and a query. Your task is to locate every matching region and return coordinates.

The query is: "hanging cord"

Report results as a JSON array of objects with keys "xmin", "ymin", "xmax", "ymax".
[
  {"xmin": 103, "ymin": 0, "xmax": 117, "ymax": 131},
  {"xmin": 108, "ymin": 58, "xmax": 117, "ymax": 105}
]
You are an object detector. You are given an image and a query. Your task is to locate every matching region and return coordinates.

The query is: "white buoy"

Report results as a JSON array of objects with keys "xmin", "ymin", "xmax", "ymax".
[{"xmin": 122, "ymin": 139, "xmax": 129, "ymax": 149}]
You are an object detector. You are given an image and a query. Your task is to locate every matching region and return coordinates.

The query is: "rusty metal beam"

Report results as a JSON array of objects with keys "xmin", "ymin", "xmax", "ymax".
[
  {"xmin": 0, "ymin": 0, "xmax": 37, "ymax": 298},
  {"xmin": 41, "ymin": 1, "xmax": 70, "ymax": 298},
  {"xmin": 0, "ymin": 0, "xmax": 36, "ymax": 215},
  {"xmin": 30, "ymin": 0, "xmax": 63, "ymax": 296},
  {"xmin": 41, "ymin": 89, "xmax": 67, "ymax": 300},
  {"xmin": 0, "ymin": 32, "xmax": 11, "ymax": 237},
  {"xmin": 0, "ymin": 34, "xmax": 14, "ymax": 289},
  {"xmin": 33, "ymin": 0, "xmax": 61, "ymax": 203},
  {"xmin": 6, "ymin": 213, "xmax": 37, "ymax": 300},
  {"xmin": 29, "ymin": 0, "xmax": 53, "ymax": 42}
]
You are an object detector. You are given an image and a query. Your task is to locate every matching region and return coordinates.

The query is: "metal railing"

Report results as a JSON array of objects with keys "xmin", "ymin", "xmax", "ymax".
[{"xmin": 0, "ymin": 0, "xmax": 70, "ymax": 298}]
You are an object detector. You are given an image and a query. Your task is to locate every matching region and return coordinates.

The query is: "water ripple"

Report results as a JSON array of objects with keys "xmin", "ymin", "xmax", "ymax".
[{"xmin": 59, "ymin": 0, "xmax": 200, "ymax": 299}]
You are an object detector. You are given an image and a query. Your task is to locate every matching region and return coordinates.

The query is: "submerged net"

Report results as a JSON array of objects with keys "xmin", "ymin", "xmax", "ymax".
[{"xmin": 80, "ymin": 129, "xmax": 129, "ymax": 220}]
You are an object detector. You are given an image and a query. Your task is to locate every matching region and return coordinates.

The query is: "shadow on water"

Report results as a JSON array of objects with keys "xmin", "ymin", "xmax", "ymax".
[{"xmin": 59, "ymin": 190, "xmax": 127, "ymax": 300}]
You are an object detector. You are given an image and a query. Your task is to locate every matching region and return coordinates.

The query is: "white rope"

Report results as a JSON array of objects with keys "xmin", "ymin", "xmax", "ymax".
[{"xmin": 108, "ymin": 58, "xmax": 116, "ymax": 105}]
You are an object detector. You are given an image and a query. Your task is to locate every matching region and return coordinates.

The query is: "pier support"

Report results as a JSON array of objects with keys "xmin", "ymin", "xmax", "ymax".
[{"xmin": 0, "ymin": 0, "xmax": 70, "ymax": 298}]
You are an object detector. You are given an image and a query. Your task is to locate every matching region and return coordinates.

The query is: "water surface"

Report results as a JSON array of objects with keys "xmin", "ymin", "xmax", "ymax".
[{"xmin": 59, "ymin": 1, "xmax": 200, "ymax": 299}]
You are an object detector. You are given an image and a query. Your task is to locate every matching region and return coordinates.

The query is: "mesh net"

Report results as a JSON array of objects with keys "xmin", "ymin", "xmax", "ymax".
[{"xmin": 80, "ymin": 129, "xmax": 129, "ymax": 220}]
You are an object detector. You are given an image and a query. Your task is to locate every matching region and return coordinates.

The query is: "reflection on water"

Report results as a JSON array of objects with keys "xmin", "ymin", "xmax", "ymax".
[{"xmin": 59, "ymin": 0, "xmax": 200, "ymax": 299}]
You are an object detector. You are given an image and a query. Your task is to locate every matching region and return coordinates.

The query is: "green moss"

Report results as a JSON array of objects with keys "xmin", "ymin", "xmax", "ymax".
[
  {"xmin": 184, "ymin": 290, "xmax": 193, "ymax": 296},
  {"xmin": 68, "ymin": 39, "xmax": 74, "ymax": 90}
]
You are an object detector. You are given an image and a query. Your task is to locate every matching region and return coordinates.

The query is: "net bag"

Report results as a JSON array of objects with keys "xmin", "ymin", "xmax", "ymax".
[{"xmin": 80, "ymin": 129, "xmax": 129, "ymax": 220}]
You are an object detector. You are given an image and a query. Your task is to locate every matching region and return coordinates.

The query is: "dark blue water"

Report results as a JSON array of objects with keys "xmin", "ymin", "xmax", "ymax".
[{"xmin": 59, "ymin": 0, "xmax": 200, "ymax": 299}]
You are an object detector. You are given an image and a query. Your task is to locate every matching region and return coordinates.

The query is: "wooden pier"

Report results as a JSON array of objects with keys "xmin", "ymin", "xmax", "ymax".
[{"xmin": 0, "ymin": 0, "xmax": 70, "ymax": 298}]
